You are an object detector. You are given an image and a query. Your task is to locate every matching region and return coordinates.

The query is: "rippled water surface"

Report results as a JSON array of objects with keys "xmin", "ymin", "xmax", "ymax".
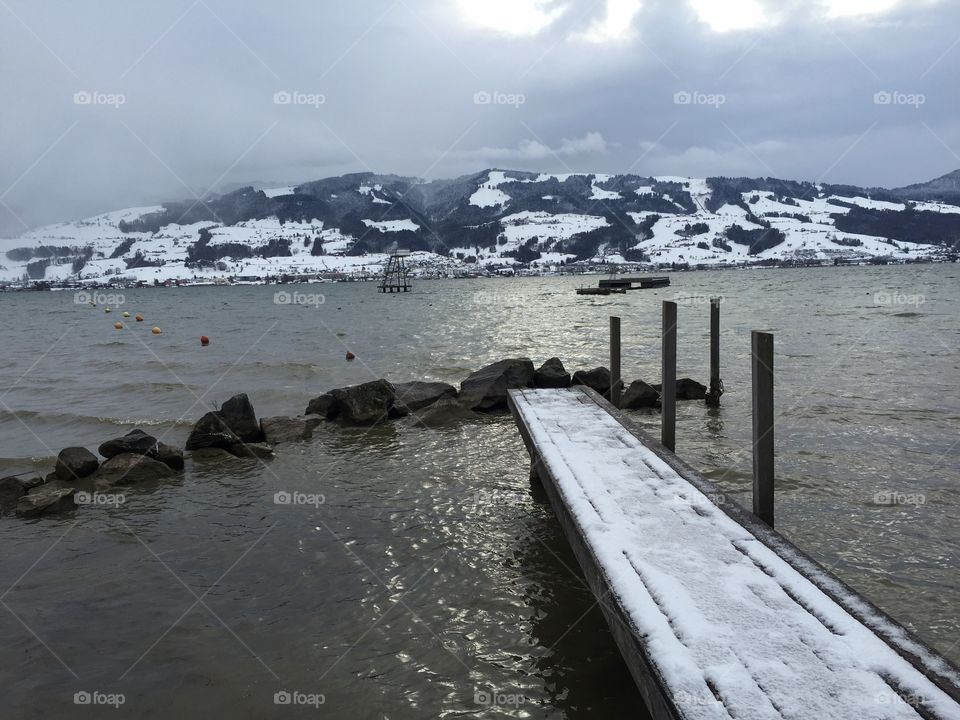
[{"xmin": 0, "ymin": 265, "xmax": 957, "ymax": 719}]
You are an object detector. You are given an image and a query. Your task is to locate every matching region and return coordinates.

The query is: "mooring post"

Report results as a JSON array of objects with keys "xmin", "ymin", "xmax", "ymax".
[
  {"xmin": 610, "ymin": 315, "xmax": 622, "ymax": 408},
  {"xmin": 751, "ymin": 331, "xmax": 775, "ymax": 528},
  {"xmin": 706, "ymin": 298, "xmax": 722, "ymax": 406},
  {"xmin": 661, "ymin": 301, "xmax": 677, "ymax": 452}
]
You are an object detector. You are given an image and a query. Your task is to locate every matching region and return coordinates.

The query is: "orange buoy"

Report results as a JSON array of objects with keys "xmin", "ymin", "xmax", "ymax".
[
  {"xmin": 114, "ymin": 321, "xmax": 123, "ymax": 330},
  {"xmin": 135, "ymin": 314, "xmax": 144, "ymax": 322},
  {"xmin": 151, "ymin": 326, "xmax": 161, "ymax": 334},
  {"xmin": 200, "ymin": 335, "xmax": 210, "ymax": 346},
  {"xmin": 345, "ymin": 351, "xmax": 356, "ymax": 361}
]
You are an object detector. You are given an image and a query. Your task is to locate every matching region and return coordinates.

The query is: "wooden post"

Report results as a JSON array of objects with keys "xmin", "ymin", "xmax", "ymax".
[
  {"xmin": 661, "ymin": 301, "xmax": 677, "ymax": 452},
  {"xmin": 610, "ymin": 316, "xmax": 621, "ymax": 408},
  {"xmin": 751, "ymin": 331, "xmax": 775, "ymax": 528},
  {"xmin": 706, "ymin": 298, "xmax": 722, "ymax": 406}
]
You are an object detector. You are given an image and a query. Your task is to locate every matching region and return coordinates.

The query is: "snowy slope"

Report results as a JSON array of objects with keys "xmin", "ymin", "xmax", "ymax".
[{"xmin": 1, "ymin": 170, "xmax": 955, "ymax": 284}]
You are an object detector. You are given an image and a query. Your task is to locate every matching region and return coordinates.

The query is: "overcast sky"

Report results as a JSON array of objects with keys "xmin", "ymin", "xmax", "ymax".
[{"xmin": 1, "ymin": 0, "xmax": 958, "ymax": 232}]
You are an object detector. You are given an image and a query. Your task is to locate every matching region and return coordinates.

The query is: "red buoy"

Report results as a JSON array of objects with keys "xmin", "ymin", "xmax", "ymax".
[
  {"xmin": 200, "ymin": 335, "xmax": 210, "ymax": 346},
  {"xmin": 345, "ymin": 351, "xmax": 356, "ymax": 361}
]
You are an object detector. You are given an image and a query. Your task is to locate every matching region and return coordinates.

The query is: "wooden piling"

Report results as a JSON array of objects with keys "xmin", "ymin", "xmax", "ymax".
[
  {"xmin": 751, "ymin": 331, "xmax": 775, "ymax": 528},
  {"xmin": 706, "ymin": 298, "xmax": 722, "ymax": 406},
  {"xmin": 610, "ymin": 316, "xmax": 622, "ymax": 408},
  {"xmin": 661, "ymin": 301, "xmax": 677, "ymax": 452}
]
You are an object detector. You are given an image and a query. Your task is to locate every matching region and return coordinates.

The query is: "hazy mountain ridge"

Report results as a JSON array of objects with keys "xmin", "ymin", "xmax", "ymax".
[{"xmin": 2, "ymin": 169, "xmax": 960, "ymax": 284}]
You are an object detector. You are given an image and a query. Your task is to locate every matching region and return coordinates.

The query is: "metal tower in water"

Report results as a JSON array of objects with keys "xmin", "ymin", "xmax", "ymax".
[{"xmin": 379, "ymin": 247, "xmax": 411, "ymax": 293}]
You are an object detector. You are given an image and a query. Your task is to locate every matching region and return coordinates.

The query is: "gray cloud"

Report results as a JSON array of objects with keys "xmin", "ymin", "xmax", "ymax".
[{"xmin": 1, "ymin": 0, "xmax": 958, "ymax": 233}]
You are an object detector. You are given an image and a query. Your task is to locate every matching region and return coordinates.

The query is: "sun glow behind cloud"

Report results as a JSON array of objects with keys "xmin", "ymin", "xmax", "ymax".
[
  {"xmin": 458, "ymin": 0, "xmax": 568, "ymax": 36},
  {"xmin": 689, "ymin": 0, "xmax": 767, "ymax": 32},
  {"xmin": 581, "ymin": 0, "xmax": 643, "ymax": 42}
]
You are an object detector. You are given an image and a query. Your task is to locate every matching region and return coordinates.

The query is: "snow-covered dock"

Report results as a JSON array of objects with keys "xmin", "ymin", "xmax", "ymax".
[{"xmin": 508, "ymin": 387, "xmax": 960, "ymax": 720}]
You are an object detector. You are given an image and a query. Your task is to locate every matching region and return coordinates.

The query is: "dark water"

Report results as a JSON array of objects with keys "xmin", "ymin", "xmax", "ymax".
[{"xmin": 0, "ymin": 265, "xmax": 957, "ymax": 719}]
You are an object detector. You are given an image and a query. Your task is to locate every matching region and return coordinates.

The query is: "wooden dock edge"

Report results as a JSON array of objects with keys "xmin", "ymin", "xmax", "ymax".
[{"xmin": 508, "ymin": 386, "xmax": 960, "ymax": 715}]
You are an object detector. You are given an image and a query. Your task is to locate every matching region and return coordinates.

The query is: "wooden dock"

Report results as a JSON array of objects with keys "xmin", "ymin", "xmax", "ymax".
[
  {"xmin": 576, "ymin": 286, "xmax": 627, "ymax": 295},
  {"xmin": 509, "ymin": 386, "xmax": 960, "ymax": 720},
  {"xmin": 599, "ymin": 275, "xmax": 671, "ymax": 290}
]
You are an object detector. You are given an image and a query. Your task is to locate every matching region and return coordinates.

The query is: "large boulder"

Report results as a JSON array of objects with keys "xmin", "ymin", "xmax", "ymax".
[
  {"xmin": 185, "ymin": 412, "xmax": 241, "ymax": 451},
  {"xmin": 622, "ymin": 380, "xmax": 660, "ymax": 409},
  {"xmin": 227, "ymin": 442, "xmax": 274, "ymax": 459},
  {"xmin": 534, "ymin": 358, "xmax": 571, "ymax": 388},
  {"xmin": 572, "ymin": 367, "xmax": 616, "ymax": 396},
  {"xmin": 677, "ymin": 378, "xmax": 708, "ymax": 400},
  {"xmin": 651, "ymin": 378, "xmax": 708, "ymax": 401},
  {"xmin": 100, "ymin": 429, "xmax": 184, "ymax": 470},
  {"xmin": 95, "ymin": 453, "xmax": 176, "ymax": 487},
  {"xmin": 99, "ymin": 430, "xmax": 156, "ymax": 458},
  {"xmin": 393, "ymin": 381, "xmax": 458, "ymax": 413},
  {"xmin": 16, "ymin": 486, "xmax": 76, "ymax": 517},
  {"xmin": 54, "ymin": 447, "xmax": 99, "ymax": 481},
  {"xmin": 459, "ymin": 359, "xmax": 535, "ymax": 412},
  {"xmin": 219, "ymin": 394, "xmax": 264, "ymax": 442},
  {"xmin": 0, "ymin": 475, "xmax": 40, "ymax": 511},
  {"xmin": 304, "ymin": 393, "xmax": 338, "ymax": 419},
  {"xmin": 330, "ymin": 380, "xmax": 398, "ymax": 425},
  {"xmin": 409, "ymin": 398, "xmax": 479, "ymax": 428},
  {"xmin": 260, "ymin": 416, "xmax": 312, "ymax": 444}
]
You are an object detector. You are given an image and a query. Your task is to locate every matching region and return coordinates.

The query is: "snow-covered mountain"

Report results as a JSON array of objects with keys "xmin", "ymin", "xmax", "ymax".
[{"xmin": 3, "ymin": 169, "xmax": 960, "ymax": 284}]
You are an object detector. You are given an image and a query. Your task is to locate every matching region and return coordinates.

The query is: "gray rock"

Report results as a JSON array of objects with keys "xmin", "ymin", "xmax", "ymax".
[
  {"xmin": 651, "ymin": 378, "xmax": 708, "ymax": 401},
  {"xmin": 393, "ymin": 381, "xmax": 458, "ymax": 413},
  {"xmin": 0, "ymin": 477, "xmax": 30, "ymax": 512},
  {"xmin": 16, "ymin": 486, "xmax": 76, "ymax": 517},
  {"xmin": 226, "ymin": 442, "xmax": 274, "ymax": 459},
  {"xmin": 219, "ymin": 394, "xmax": 264, "ymax": 442},
  {"xmin": 99, "ymin": 429, "xmax": 157, "ymax": 458},
  {"xmin": 677, "ymin": 378, "xmax": 708, "ymax": 400},
  {"xmin": 54, "ymin": 447, "xmax": 99, "ymax": 481},
  {"xmin": 95, "ymin": 453, "xmax": 175, "ymax": 487},
  {"xmin": 572, "ymin": 367, "xmax": 615, "ymax": 395},
  {"xmin": 622, "ymin": 380, "xmax": 660, "ymax": 408},
  {"xmin": 260, "ymin": 416, "xmax": 312, "ymax": 444},
  {"xmin": 99, "ymin": 429, "xmax": 184, "ymax": 470},
  {"xmin": 305, "ymin": 392, "xmax": 338, "ymax": 419},
  {"xmin": 302, "ymin": 414, "xmax": 325, "ymax": 433},
  {"xmin": 533, "ymin": 357, "xmax": 571, "ymax": 388},
  {"xmin": 459, "ymin": 359, "xmax": 535, "ymax": 412},
  {"xmin": 330, "ymin": 380, "xmax": 398, "ymax": 425},
  {"xmin": 185, "ymin": 412, "xmax": 241, "ymax": 451},
  {"xmin": 189, "ymin": 447, "xmax": 237, "ymax": 462},
  {"xmin": 410, "ymin": 398, "xmax": 479, "ymax": 428}
]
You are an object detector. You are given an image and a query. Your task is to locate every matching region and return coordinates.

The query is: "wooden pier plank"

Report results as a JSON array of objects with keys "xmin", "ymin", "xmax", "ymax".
[{"xmin": 508, "ymin": 387, "xmax": 960, "ymax": 720}]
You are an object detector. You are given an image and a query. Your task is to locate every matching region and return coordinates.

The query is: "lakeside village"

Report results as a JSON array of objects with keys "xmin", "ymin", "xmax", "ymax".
[{"xmin": 1, "ymin": 250, "xmax": 956, "ymax": 293}]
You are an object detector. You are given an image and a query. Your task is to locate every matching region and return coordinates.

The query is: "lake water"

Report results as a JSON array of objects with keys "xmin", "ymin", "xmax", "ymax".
[{"xmin": 0, "ymin": 265, "xmax": 957, "ymax": 719}]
